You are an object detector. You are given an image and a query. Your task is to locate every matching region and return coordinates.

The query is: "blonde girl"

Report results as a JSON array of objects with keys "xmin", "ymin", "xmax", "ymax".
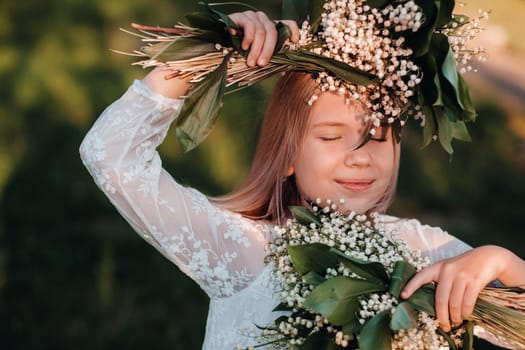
[{"xmin": 80, "ymin": 10, "xmax": 525, "ymax": 349}]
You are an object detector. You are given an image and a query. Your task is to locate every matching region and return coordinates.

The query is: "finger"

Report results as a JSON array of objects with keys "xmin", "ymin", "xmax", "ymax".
[
  {"xmin": 255, "ymin": 11, "xmax": 277, "ymax": 66},
  {"xmin": 435, "ymin": 271, "xmax": 453, "ymax": 332},
  {"xmin": 448, "ymin": 278, "xmax": 467, "ymax": 327},
  {"xmin": 229, "ymin": 12, "xmax": 256, "ymax": 52},
  {"xmin": 401, "ymin": 265, "xmax": 438, "ymax": 299},
  {"xmin": 461, "ymin": 281, "xmax": 482, "ymax": 319},
  {"xmin": 281, "ymin": 19, "xmax": 300, "ymax": 43},
  {"xmin": 241, "ymin": 11, "xmax": 266, "ymax": 67}
]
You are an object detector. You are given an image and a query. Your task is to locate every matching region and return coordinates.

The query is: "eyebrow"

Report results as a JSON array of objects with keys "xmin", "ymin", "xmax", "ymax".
[{"xmin": 310, "ymin": 121, "xmax": 347, "ymax": 128}]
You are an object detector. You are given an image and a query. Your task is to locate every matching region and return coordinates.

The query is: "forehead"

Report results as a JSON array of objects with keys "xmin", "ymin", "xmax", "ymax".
[{"xmin": 308, "ymin": 92, "xmax": 367, "ymax": 125}]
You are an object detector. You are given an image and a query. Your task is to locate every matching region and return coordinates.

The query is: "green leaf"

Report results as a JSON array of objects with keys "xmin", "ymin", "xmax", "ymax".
[
  {"xmin": 408, "ymin": 1, "xmax": 439, "ymax": 57},
  {"xmin": 304, "ymin": 276, "xmax": 385, "ymax": 325},
  {"xmin": 281, "ymin": 0, "xmax": 324, "ymax": 33},
  {"xmin": 285, "ymin": 51, "xmax": 379, "ymax": 86},
  {"xmin": 388, "ymin": 260, "xmax": 417, "ymax": 298},
  {"xmin": 436, "ymin": 0, "xmax": 455, "ymax": 27},
  {"xmin": 330, "ymin": 249, "xmax": 389, "ymax": 284},
  {"xmin": 302, "ymin": 331, "xmax": 341, "ymax": 350},
  {"xmin": 282, "ymin": 0, "xmax": 310, "ymax": 25},
  {"xmin": 406, "ymin": 284, "xmax": 436, "ymax": 316},
  {"xmin": 175, "ymin": 129, "xmax": 195, "ymax": 151},
  {"xmin": 273, "ymin": 302, "xmax": 293, "ymax": 312},
  {"xmin": 287, "ymin": 243, "xmax": 339, "ymax": 276},
  {"xmin": 275, "ymin": 21, "xmax": 293, "ymax": 54},
  {"xmin": 175, "ymin": 54, "xmax": 228, "ymax": 152},
  {"xmin": 201, "ymin": 2, "xmax": 248, "ymax": 54},
  {"xmin": 441, "ymin": 88, "xmax": 470, "ymax": 124},
  {"xmin": 435, "ymin": 106, "xmax": 454, "ymax": 154},
  {"xmin": 455, "ymin": 74, "xmax": 477, "ymax": 121},
  {"xmin": 185, "ymin": 11, "xmax": 226, "ymax": 32},
  {"xmin": 303, "ymin": 271, "xmax": 326, "ymax": 285},
  {"xmin": 358, "ymin": 311, "xmax": 392, "ymax": 350},
  {"xmin": 195, "ymin": 30, "xmax": 235, "ymax": 47},
  {"xmin": 421, "ymin": 105, "xmax": 437, "ymax": 148},
  {"xmin": 390, "ymin": 302, "xmax": 418, "ymax": 331},
  {"xmin": 365, "ymin": 0, "xmax": 390, "ymax": 9},
  {"xmin": 309, "ymin": 0, "xmax": 325, "ymax": 33},
  {"xmin": 432, "ymin": 71, "xmax": 444, "ymax": 106},
  {"xmin": 342, "ymin": 318, "xmax": 363, "ymax": 335},
  {"xmin": 437, "ymin": 327, "xmax": 458, "ymax": 350},
  {"xmin": 451, "ymin": 120, "xmax": 471, "ymax": 142},
  {"xmin": 462, "ymin": 320, "xmax": 474, "ymax": 350},
  {"xmin": 183, "ymin": 11, "xmax": 233, "ymax": 47},
  {"xmin": 142, "ymin": 38, "xmax": 217, "ymax": 61},
  {"xmin": 415, "ymin": 52, "xmax": 440, "ymax": 105},
  {"xmin": 440, "ymin": 46, "xmax": 464, "ymax": 108},
  {"xmin": 203, "ymin": 2, "xmax": 242, "ymax": 29},
  {"xmin": 289, "ymin": 206, "xmax": 322, "ymax": 226},
  {"xmin": 434, "ymin": 34, "xmax": 476, "ymax": 122}
]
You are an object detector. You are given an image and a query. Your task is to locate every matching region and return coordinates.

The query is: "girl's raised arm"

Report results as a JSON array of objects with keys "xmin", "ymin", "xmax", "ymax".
[{"xmin": 79, "ymin": 11, "xmax": 299, "ymax": 298}]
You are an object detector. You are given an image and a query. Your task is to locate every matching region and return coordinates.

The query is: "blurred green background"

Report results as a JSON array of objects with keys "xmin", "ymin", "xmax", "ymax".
[{"xmin": 1, "ymin": 0, "xmax": 524, "ymax": 349}]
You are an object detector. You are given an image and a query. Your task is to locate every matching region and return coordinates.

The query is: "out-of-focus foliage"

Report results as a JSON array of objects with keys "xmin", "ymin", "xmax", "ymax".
[{"xmin": 0, "ymin": 0, "xmax": 522, "ymax": 349}]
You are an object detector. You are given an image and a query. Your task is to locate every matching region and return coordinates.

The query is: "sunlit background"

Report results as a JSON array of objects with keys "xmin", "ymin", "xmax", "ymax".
[{"xmin": 1, "ymin": 0, "xmax": 524, "ymax": 349}]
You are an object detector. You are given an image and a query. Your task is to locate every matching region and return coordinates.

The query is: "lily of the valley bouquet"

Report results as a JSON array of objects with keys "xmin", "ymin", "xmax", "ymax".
[
  {"xmin": 122, "ymin": 0, "xmax": 487, "ymax": 153},
  {"xmin": 249, "ymin": 201, "xmax": 525, "ymax": 350}
]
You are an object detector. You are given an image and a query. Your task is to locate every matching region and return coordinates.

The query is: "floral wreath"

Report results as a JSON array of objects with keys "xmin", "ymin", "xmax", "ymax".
[{"xmin": 120, "ymin": 0, "xmax": 488, "ymax": 153}]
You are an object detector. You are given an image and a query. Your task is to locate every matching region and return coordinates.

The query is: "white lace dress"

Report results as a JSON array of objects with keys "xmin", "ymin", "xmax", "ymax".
[{"xmin": 79, "ymin": 80, "xmax": 510, "ymax": 349}]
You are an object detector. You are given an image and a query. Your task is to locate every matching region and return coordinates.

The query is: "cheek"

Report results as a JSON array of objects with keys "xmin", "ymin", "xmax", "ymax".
[
  {"xmin": 294, "ymin": 144, "xmax": 336, "ymax": 178},
  {"xmin": 378, "ymin": 143, "xmax": 398, "ymax": 181},
  {"xmin": 293, "ymin": 148, "xmax": 332, "ymax": 194}
]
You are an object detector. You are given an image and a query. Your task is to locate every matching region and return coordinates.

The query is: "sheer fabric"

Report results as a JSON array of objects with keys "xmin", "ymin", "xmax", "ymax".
[{"xmin": 80, "ymin": 81, "xmax": 509, "ymax": 349}]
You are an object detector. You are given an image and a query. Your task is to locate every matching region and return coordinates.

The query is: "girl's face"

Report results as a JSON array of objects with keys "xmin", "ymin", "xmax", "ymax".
[{"xmin": 290, "ymin": 92, "xmax": 397, "ymax": 214}]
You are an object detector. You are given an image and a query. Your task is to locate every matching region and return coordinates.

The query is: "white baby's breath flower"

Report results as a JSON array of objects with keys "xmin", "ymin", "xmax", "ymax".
[{"xmin": 257, "ymin": 197, "xmax": 451, "ymax": 349}]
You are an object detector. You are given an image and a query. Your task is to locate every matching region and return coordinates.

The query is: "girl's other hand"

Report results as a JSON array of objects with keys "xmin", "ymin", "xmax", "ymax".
[
  {"xmin": 400, "ymin": 245, "xmax": 525, "ymax": 332},
  {"xmin": 229, "ymin": 11, "xmax": 300, "ymax": 67}
]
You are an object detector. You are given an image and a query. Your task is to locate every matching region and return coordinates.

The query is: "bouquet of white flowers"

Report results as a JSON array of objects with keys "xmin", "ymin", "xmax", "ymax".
[
  {"xmin": 246, "ymin": 200, "xmax": 525, "ymax": 350},
  {"xmin": 119, "ymin": 0, "xmax": 488, "ymax": 153}
]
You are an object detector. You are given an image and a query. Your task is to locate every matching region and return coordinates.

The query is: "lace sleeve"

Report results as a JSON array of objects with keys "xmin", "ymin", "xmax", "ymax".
[
  {"xmin": 79, "ymin": 80, "xmax": 269, "ymax": 299},
  {"xmin": 389, "ymin": 218, "xmax": 471, "ymax": 263}
]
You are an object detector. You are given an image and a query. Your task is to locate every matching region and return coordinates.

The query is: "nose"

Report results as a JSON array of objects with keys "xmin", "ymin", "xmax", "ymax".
[{"xmin": 344, "ymin": 145, "xmax": 371, "ymax": 168}]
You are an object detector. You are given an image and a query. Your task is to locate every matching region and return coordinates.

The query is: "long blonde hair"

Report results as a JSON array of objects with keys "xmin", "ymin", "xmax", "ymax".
[{"xmin": 212, "ymin": 72, "xmax": 400, "ymax": 222}]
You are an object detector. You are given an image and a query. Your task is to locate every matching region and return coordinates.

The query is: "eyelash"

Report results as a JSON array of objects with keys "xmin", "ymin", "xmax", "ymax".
[
  {"xmin": 319, "ymin": 136, "xmax": 341, "ymax": 141},
  {"xmin": 370, "ymin": 125, "xmax": 390, "ymax": 142},
  {"xmin": 370, "ymin": 136, "xmax": 387, "ymax": 142},
  {"xmin": 318, "ymin": 126, "xmax": 390, "ymax": 143}
]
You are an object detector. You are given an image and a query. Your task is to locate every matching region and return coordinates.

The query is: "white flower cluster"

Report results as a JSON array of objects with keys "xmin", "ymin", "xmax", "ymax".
[
  {"xmin": 440, "ymin": 8, "xmax": 489, "ymax": 74},
  {"xmin": 359, "ymin": 292, "xmax": 398, "ymax": 321},
  {"xmin": 298, "ymin": 0, "xmax": 425, "ymax": 129},
  {"xmin": 253, "ymin": 199, "xmax": 464, "ymax": 349},
  {"xmin": 286, "ymin": 0, "xmax": 489, "ymax": 135},
  {"xmin": 271, "ymin": 200, "xmax": 431, "ymax": 309},
  {"xmin": 392, "ymin": 312, "xmax": 465, "ymax": 350}
]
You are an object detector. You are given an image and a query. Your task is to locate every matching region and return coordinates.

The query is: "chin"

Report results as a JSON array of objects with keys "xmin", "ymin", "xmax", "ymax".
[{"xmin": 336, "ymin": 203, "xmax": 370, "ymax": 215}]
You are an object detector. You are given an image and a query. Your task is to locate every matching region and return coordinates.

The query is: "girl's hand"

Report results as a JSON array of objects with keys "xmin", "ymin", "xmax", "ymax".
[
  {"xmin": 143, "ymin": 11, "xmax": 299, "ymax": 98},
  {"xmin": 229, "ymin": 11, "xmax": 300, "ymax": 67},
  {"xmin": 401, "ymin": 245, "xmax": 525, "ymax": 332}
]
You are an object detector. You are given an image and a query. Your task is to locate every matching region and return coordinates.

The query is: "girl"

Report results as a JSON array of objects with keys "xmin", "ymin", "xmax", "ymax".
[{"xmin": 80, "ymin": 10, "xmax": 525, "ymax": 349}]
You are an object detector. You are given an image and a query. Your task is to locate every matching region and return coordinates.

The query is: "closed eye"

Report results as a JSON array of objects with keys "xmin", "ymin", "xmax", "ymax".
[
  {"xmin": 319, "ymin": 136, "xmax": 341, "ymax": 141},
  {"xmin": 370, "ymin": 125, "xmax": 390, "ymax": 142}
]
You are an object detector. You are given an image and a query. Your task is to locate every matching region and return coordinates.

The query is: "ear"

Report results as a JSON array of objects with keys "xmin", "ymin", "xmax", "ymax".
[{"xmin": 286, "ymin": 166, "xmax": 294, "ymax": 177}]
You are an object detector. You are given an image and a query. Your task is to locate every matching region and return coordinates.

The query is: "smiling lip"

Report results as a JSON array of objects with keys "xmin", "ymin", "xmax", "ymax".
[{"xmin": 336, "ymin": 179, "xmax": 375, "ymax": 192}]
